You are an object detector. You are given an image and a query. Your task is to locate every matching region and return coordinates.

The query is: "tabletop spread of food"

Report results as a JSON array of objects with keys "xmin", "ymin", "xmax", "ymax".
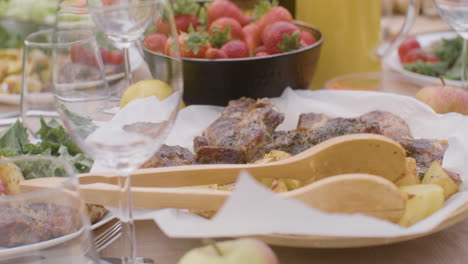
[
  {"xmin": 143, "ymin": 0, "xmax": 318, "ymax": 59},
  {"xmin": 1, "ymin": 0, "xmax": 468, "ymax": 261}
]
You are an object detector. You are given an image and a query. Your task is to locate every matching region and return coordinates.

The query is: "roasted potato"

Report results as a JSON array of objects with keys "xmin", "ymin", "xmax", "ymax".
[
  {"xmin": 399, "ymin": 184, "xmax": 444, "ymax": 227},
  {"xmin": 422, "ymin": 161, "xmax": 459, "ymax": 199},
  {"xmin": 0, "ymin": 160, "xmax": 25, "ymax": 194},
  {"xmin": 255, "ymin": 150, "xmax": 292, "ymax": 164},
  {"xmin": 395, "ymin": 158, "xmax": 419, "ymax": 186}
]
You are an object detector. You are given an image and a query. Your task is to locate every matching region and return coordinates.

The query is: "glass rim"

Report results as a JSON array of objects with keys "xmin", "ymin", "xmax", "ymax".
[
  {"xmin": 0, "ymin": 155, "xmax": 78, "ymax": 202},
  {"xmin": 87, "ymin": 0, "xmax": 157, "ymax": 10},
  {"xmin": 24, "ymin": 28, "xmax": 96, "ymax": 48}
]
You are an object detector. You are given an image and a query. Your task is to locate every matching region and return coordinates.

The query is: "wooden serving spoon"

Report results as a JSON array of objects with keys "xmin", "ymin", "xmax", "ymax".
[
  {"xmin": 20, "ymin": 173, "xmax": 406, "ymax": 223},
  {"xmin": 75, "ymin": 134, "xmax": 407, "ymax": 187}
]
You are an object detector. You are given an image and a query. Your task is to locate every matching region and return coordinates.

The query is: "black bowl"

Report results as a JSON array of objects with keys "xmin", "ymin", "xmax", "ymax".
[{"xmin": 143, "ymin": 21, "xmax": 323, "ymax": 106}]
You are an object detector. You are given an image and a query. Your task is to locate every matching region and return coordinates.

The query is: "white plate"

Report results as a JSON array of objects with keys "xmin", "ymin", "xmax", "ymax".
[
  {"xmin": 0, "ymin": 212, "xmax": 114, "ymax": 258},
  {"xmin": 384, "ymin": 31, "xmax": 463, "ymax": 87}
]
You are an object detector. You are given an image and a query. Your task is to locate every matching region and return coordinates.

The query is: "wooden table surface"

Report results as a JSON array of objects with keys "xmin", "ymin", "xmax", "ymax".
[{"xmin": 99, "ymin": 219, "xmax": 468, "ymax": 264}]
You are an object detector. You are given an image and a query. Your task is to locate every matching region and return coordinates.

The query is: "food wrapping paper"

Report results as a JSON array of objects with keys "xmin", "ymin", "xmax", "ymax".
[{"xmin": 93, "ymin": 88, "xmax": 468, "ymax": 238}]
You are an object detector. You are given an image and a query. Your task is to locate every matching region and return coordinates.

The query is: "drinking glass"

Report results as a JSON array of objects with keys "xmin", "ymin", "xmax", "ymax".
[
  {"xmin": 433, "ymin": 0, "xmax": 468, "ymax": 89},
  {"xmin": 87, "ymin": 0, "xmax": 157, "ymax": 93},
  {"xmin": 0, "ymin": 156, "xmax": 101, "ymax": 264},
  {"xmin": 51, "ymin": 2, "xmax": 183, "ymax": 263},
  {"xmin": 20, "ymin": 29, "xmax": 61, "ymax": 138}
]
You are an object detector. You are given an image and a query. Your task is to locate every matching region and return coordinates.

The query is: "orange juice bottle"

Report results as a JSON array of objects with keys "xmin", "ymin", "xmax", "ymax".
[{"xmin": 296, "ymin": 0, "xmax": 382, "ymax": 90}]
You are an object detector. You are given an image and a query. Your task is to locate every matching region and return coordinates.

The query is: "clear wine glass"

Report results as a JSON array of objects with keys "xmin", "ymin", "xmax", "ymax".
[
  {"xmin": 0, "ymin": 156, "xmax": 101, "ymax": 264},
  {"xmin": 20, "ymin": 29, "xmax": 62, "ymax": 139},
  {"xmin": 433, "ymin": 0, "xmax": 468, "ymax": 89},
  {"xmin": 51, "ymin": 2, "xmax": 183, "ymax": 263},
  {"xmin": 87, "ymin": 0, "xmax": 157, "ymax": 94}
]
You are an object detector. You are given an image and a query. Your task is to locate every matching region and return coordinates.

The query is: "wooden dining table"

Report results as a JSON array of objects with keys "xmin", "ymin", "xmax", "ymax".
[{"xmin": 98, "ymin": 218, "xmax": 468, "ymax": 264}]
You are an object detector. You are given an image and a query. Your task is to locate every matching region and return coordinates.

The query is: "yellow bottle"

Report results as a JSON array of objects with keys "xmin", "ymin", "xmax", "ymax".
[{"xmin": 296, "ymin": 0, "xmax": 382, "ymax": 90}]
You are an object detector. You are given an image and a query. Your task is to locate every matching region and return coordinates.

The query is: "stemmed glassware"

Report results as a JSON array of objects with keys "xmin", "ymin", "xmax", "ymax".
[
  {"xmin": 433, "ymin": 0, "xmax": 468, "ymax": 89},
  {"xmin": 0, "ymin": 156, "xmax": 101, "ymax": 264},
  {"xmin": 86, "ymin": 0, "xmax": 157, "ymax": 93},
  {"xmin": 51, "ymin": 1, "xmax": 183, "ymax": 263}
]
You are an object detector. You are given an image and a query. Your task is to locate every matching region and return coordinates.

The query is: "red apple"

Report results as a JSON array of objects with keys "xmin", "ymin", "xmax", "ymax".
[
  {"xmin": 177, "ymin": 239, "xmax": 279, "ymax": 264},
  {"xmin": 415, "ymin": 85, "xmax": 468, "ymax": 115}
]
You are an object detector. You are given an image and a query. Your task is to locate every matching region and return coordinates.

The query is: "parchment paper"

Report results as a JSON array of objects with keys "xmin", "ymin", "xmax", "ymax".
[{"xmin": 98, "ymin": 88, "xmax": 468, "ymax": 238}]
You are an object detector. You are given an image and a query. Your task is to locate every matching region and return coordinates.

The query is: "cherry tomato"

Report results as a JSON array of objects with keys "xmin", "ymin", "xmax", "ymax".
[
  {"xmin": 398, "ymin": 36, "xmax": 422, "ymax": 60},
  {"xmin": 425, "ymin": 53, "xmax": 440, "ymax": 63},
  {"xmin": 108, "ymin": 50, "xmax": 124, "ymax": 65},
  {"xmin": 401, "ymin": 49, "xmax": 427, "ymax": 64},
  {"xmin": 100, "ymin": 47, "xmax": 110, "ymax": 64}
]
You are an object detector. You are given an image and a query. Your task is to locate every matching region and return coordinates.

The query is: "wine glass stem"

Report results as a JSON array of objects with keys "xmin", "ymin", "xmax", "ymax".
[
  {"xmin": 118, "ymin": 174, "xmax": 138, "ymax": 264},
  {"xmin": 462, "ymin": 38, "xmax": 468, "ymax": 90},
  {"xmin": 123, "ymin": 46, "xmax": 133, "ymax": 89}
]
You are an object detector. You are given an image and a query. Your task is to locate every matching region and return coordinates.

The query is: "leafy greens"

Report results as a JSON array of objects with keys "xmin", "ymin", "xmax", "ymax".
[{"xmin": 0, "ymin": 119, "xmax": 93, "ymax": 179}]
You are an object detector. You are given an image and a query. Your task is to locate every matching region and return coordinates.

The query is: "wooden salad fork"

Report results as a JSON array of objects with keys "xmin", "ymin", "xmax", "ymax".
[{"xmin": 20, "ymin": 134, "xmax": 408, "ymax": 222}]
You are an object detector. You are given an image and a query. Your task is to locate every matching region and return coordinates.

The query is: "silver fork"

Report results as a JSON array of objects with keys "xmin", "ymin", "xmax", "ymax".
[{"xmin": 94, "ymin": 221, "xmax": 123, "ymax": 252}]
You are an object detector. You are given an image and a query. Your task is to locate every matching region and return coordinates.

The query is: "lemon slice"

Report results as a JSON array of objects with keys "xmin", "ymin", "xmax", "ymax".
[{"xmin": 120, "ymin": 79, "xmax": 185, "ymax": 108}]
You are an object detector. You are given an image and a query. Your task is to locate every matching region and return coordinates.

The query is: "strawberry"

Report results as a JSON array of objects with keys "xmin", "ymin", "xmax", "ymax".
[
  {"xmin": 208, "ymin": 24, "xmax": 232, "ymax": 48},
  {"xmin": 253, "ymin": 0, "xmax": 278, "ymax": 19},
  {"xmin": 182, "ymin": 29, "xmax": 211, "ymax": 58},
  {"xmin": 255, "ymin": 51, "xmax": 270, "ymax": 57},
  {"xmin": 242, "ymin": 23, "xmax": 261, "ymax": 55},
  {"xmin": 164, "ymin": 37, "xmax": 177, "ymax": 56},
  {"xmin": 255, "ymin": 45, "xmax": 267, "ymax": 54},
  {"xmin": 207, "ymin": 0, "xmax": 250, "ymax": 26},
  {"xmin": 300, "ymin": 31, "xmax": 317, "ymax": 47},
  {"xmin": 262, "ymin": 21, "xmax": 300, "ymax": 54},
  {"xmin": 156, "ymin": 18, "xmax": 171, "ymax": 35},
  {"xmin": 257, "ymin": 6, "xmax": 293, "ymax": 34},
  {"xmin": 144, "ymin": 33, "xmax": 168, "ymax": 53},
  {"xmin": 166, "ymin": 31, "xmax": 211, "ymax": 58},
  {"xmin": 209, "ymin": 17, "xmax": 244, "ymax": 40},
  {"xmin": 205, "ymin": 47, "xmax": 228, "ymax": 59},
  {"xmin": 157, "ymin": 0, "xmax": 198, "ymax": 34},
  {"xmin": 175, "ymin": 14, "xmax": 199, "ymax": 33},
  {"xmin": 221, "ymin": 40, "xmax": 249, "ymax": 58}
]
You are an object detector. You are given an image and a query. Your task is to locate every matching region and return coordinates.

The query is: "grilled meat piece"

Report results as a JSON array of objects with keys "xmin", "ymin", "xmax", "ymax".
[
  {"xmin": 195, "ymin": 98, "xmax": 285, "ymax": 164},
  {"xmin": 265, "ymin": 117, "xmax": 381, "ymax": 156},
  {"xmin": 0, "ymin": 203, "xmax": 80, "ymax": 248},
  {"xmin": 298, "ymin": 111, "xmax": 411, "ymax": 140},
  {"xmin": 397, "ymin": 138, "xmax": 449, "ymax": 177},
  {"xmin": 359, "ymin": 111, "xmax": 412, "ymax": 139},
  {"xmin": 141, "ymin": 145, "xmax": 196, "ymax": 168}
]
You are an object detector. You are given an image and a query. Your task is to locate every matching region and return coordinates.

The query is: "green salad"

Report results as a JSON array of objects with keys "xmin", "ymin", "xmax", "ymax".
[
  {"xmin": 404, "ymin": 37, "xmax": 464, "ymax": 81},
  {"xmin": 0, "ymin": 119, "xmax": 93, "ymax": 179}
]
